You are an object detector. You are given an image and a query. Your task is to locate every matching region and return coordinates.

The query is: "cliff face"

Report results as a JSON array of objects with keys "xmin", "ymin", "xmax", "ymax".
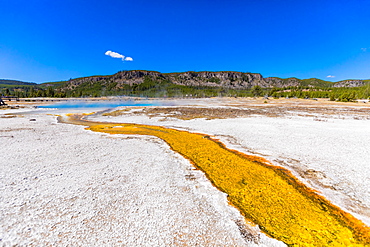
[
  {"xmin": 166, "ymin": 71, "xmax": 266, "ymax": 88},
  {"xmin": 264, "ymin": 77, "xmax": 302, "ymax": 88},
  {"xmin": 333, "ymin": 80, "xmax": 366, "ymax": 88},
  {"xmin": 111, "ymin": 70, "xmax": 163, "ymax": 85},
  {"xmin": 65, "ymin": 70, "xmax": 270, "ymax": 90},
  {"xmin": 65, "ymin": 71, "xmax": 162, "ymax": 90},
  {"xmin": 63, "ymin": 70, "xmax": 368, "ymax": 90}
]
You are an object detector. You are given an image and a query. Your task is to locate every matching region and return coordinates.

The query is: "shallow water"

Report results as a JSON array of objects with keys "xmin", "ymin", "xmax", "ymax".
[{"xmin": 38, "ymin": 100, "xmax": 164, "ymax": 109}]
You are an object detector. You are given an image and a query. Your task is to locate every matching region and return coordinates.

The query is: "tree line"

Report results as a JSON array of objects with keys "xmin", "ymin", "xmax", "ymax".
[{"xmin": 1, "ymin": 78, "xmax": 370, "ymax": 102}]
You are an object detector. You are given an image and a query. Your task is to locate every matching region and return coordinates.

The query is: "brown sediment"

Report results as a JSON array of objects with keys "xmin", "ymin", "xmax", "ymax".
[
  {"xmin": 104, "ymin": 104, "xmax": 370, "ymax": 120},
  {"xmin": 60, "ymin": 113, "xmax": 370, "ymax": 246}
]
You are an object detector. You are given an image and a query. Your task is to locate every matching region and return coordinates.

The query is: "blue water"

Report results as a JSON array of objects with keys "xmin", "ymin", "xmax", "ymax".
[{"xmin": 38, "ymin": 100, "xmax": 163, "ymax": 109}]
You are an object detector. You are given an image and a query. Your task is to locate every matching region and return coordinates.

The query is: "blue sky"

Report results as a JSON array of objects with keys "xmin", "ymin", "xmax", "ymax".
[{"xmin": 1, "ymin": 0, "xmax": 369, "ymax": 83}]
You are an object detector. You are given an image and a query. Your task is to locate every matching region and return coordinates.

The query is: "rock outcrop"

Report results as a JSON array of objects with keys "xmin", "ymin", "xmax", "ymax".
[
  {"xmin": 166, "ymin": 71, "xmax": 266, "ymax": 88},
  {"xmin": 264, "ymin": 77, "xmax": 302, "ymax": 88},
  {"xmin": 63, "ymin": 70, "xmax": 369, "ymax": 90},
  {"xmin": 333, "ymin": 80, "xmax": 366, "ymax": 88},
  {"xmin": 65, "ymin": 70, "xmax": 163, "ymax": 90}
]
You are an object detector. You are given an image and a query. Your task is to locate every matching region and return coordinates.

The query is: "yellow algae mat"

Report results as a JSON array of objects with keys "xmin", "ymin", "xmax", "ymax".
[{"xmin": 62, "ymin": 114, "xmax": 370, "ymax": 246}]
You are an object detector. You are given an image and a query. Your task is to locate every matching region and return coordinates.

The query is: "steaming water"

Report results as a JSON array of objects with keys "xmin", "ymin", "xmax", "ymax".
[
  {"xmin": 12, "ymin": 98, "xmax": 208, "ymax": 115},
  {"xmin": 14, "ymin": 100, "xmax": 173, "ymax": 115},
  {"xmin": 38, "ymin": 100, "xmax": 163, "ymax": 109}
]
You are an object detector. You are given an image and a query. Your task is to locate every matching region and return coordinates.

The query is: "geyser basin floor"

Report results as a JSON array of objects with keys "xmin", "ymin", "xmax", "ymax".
[
  {"xmin": 2, "ymin": 113, "xmax": 269, "ymax": 246},
  {"xmin": 61, "ymin": 114, "xmax": 370, "ymax": 246}
]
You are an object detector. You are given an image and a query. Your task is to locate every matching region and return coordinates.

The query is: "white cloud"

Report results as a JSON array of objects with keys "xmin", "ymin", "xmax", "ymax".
[
  {"xmin": 361, "ymin": 48, "xmax": 367, "ymax": 52},
  {"xmin": 105, "ymin": 50, "xmax": 133, "ymax": 61},
  {"xmin": 327, "ymin": 75, "xmax": 335, "ymax": 78}
]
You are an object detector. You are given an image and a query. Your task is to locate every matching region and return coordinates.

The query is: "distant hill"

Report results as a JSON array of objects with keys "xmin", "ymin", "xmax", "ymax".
[
  {"xmin": 38, "ymin": 70, "xmax": 368, "ymax": 98},
  {"xmin": 2, "ymin": 71, "xmax": 369, "ymax": 100},
  {"xmin": 62, "ymin": 70, "xmax": 336, "ymax": 91},
  {"xmin": 0, "ymin": 79, "xmax": 36, "ymax": 86},
  {"xmin": 40, "ymin": 81, "xmax": 67, "ymax": 87},
  {"xmin": 333, "ymin": 79, "xmax": 370, "ymax": 88},
  {"xmin": 3, "ymin": 71, "xmax": 369, "ymax": 89}
]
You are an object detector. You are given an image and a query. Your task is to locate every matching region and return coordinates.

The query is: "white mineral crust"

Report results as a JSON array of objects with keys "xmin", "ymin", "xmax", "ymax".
[
  {"xmin": 0, "ymin": 109, "xmax": 284, "ymax": 246},
  {"xmin": 2, "ymin": 98, "xmax": 369, "ymax": 246}
]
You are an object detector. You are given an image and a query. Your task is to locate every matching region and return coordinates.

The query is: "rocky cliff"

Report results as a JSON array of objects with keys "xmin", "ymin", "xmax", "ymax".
[
  {"xmin": 64, "ymin": 70, "xmax": 350, "ymax": 90},
  {"xmin": 65, "ymin": 71, "xmax": 163, "ymax": 90},
  {"xmin": 333, "ymin": 80, "xmax": 367, "ymax": 88},
  {"xmin": 166, "ymin": 71, "xmax": 266, "ymax": 88}
]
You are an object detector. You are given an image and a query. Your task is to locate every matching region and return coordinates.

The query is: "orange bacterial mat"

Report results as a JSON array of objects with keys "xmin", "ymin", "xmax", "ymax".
[{"xmin": 60, "ymin": 114, "xmax": 370, "ymax": 246}]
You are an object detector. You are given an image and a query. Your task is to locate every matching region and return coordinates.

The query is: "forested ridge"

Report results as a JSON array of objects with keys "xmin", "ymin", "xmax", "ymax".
[{"xmin": 1, "ymin": 70, "xmax": 370, "ymax": 102}]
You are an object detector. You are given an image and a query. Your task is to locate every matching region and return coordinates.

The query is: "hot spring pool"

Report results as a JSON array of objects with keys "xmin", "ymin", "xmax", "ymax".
[{"xmin": 38, "ymin": 100, "xmax": 165, "ymax": 109}]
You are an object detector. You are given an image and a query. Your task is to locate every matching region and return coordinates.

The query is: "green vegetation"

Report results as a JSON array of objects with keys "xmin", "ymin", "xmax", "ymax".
[
  {"xmin": 1, "ymin": 74, "xmax": 370, "ymax": 102},
  {"xmin": 300, "ymin": 78, "xmax": 333, "ymax": 88},
  {"xmin": 268, "ymin": 84, "xmax": 370, "ymax": 102},
  {"xmin": 0, "ymin": 79, "xmax": 36, "ymax": 86},
  {"xmin": 251, "ymin": 85, "xmax": 263, "ymax": 97},
  {"xmin": 1, "ymin": 84, "xmax": 66, "ymax": 98}
]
